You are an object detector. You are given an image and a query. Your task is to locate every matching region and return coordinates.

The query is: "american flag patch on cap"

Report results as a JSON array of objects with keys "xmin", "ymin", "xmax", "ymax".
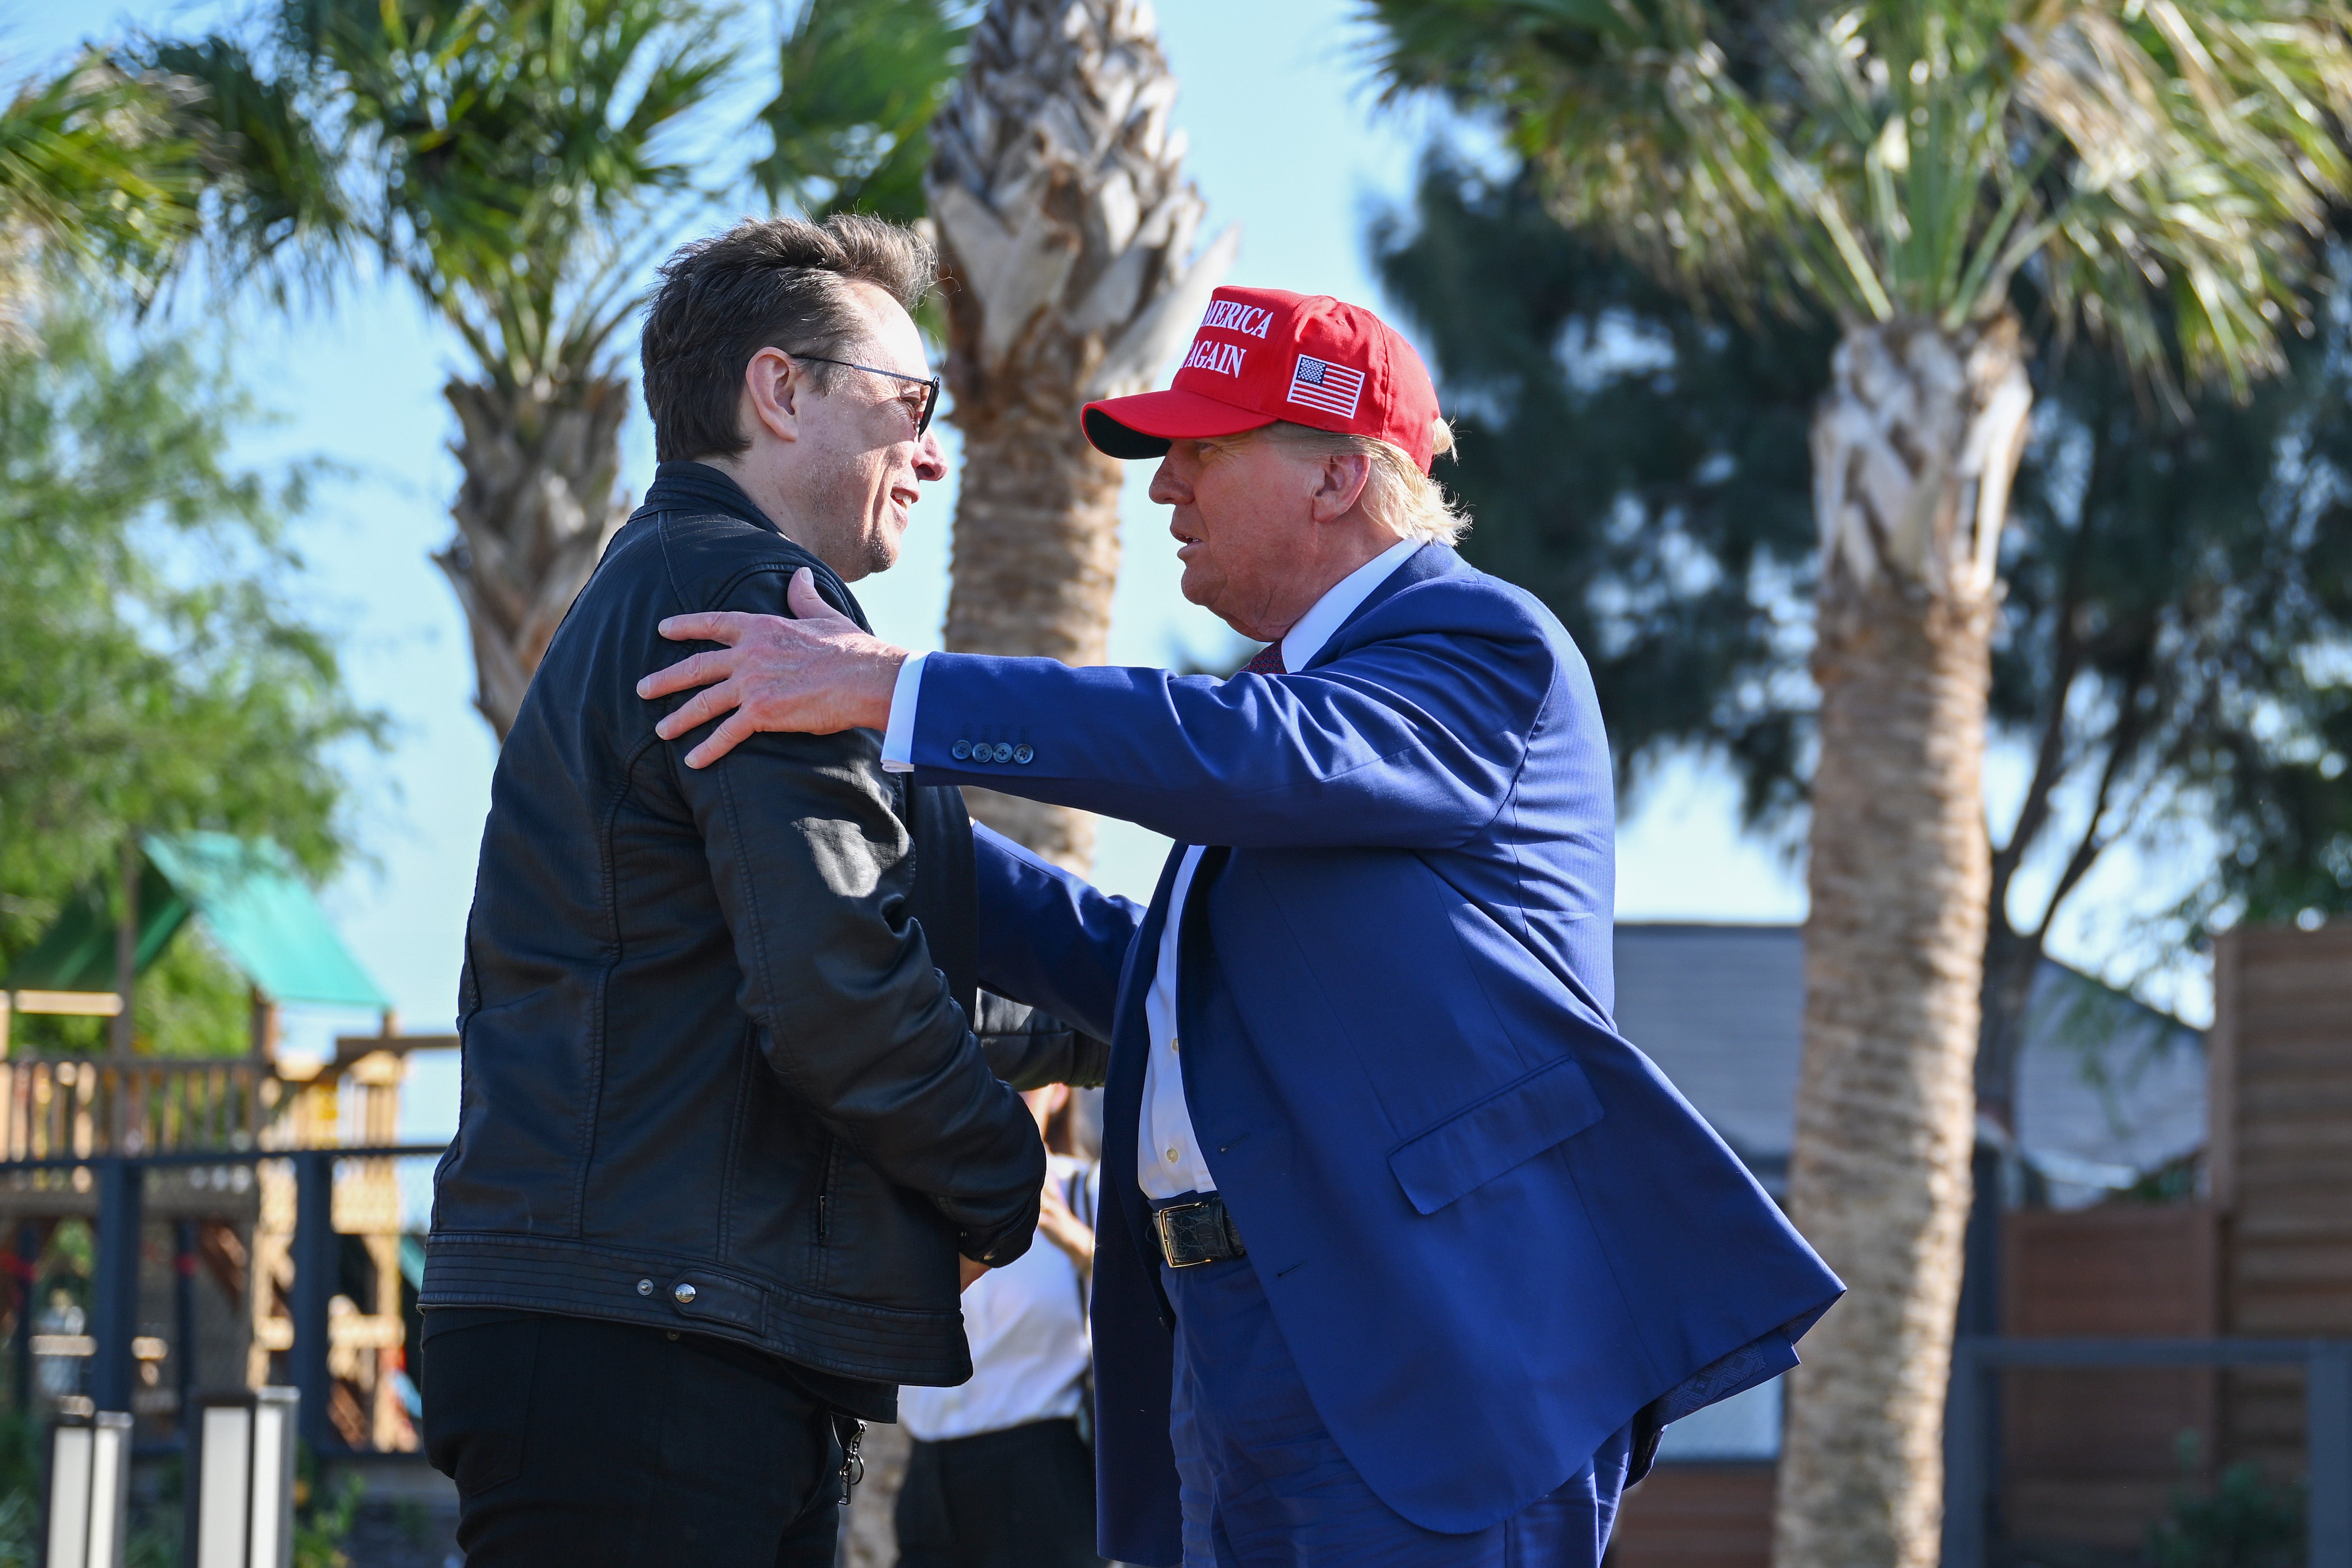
[{"xmin": 1286, "ymin": 355, "xmax": 1366, "ymax": 420}]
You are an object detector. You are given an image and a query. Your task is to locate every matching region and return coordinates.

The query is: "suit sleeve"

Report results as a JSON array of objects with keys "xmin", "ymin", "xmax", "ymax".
[
  {"xmin": 662, "ymin": 568, "xmax": 1044, "ymax": 1267},
  {"xmin": 974, "ymin": 991, "xmax": 1109, "ymax": 1090},
  {"xmin": 906, "ymin": 595, "xmax": 1554, "ymax": 851},
  {"xmin": 972, "ymin": 822, "xmax": 1142, "ymax": 1045}
]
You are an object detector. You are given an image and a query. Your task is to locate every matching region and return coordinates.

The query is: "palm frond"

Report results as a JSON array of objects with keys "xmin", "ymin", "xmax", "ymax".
[
  {"xmin": 1367, "ymin": 0, "xmax": 2352, "ymax": 394},
  {"xmin": 0, "ymin": 53, "xmax": 204, "ymax": 304},
  {"xmin": 294, "ymin": 0, "xmax": 734, "ymax": 388},
  {"xmin": 755, "ymin": 0, "xmax": 976, "ymax": 221},
  {"xmin": 122, "ymin": 34, "xmax": 354, "ymax": 307}
]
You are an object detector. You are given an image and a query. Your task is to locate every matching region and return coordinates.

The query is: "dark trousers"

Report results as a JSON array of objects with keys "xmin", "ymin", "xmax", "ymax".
[
  {"xmin": 895, "ymin": 1417, "xmax": 1105, "ymax": 1568},
  {"xmin": 421, "ymin": 1310, "xmax": 843, "ymax": 1567}
]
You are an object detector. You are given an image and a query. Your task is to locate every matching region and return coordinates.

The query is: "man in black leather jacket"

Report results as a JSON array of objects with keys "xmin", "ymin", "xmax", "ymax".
[{"xmin": 421, "ymin": 214, "xmax": 1097, "ymax": 1565}]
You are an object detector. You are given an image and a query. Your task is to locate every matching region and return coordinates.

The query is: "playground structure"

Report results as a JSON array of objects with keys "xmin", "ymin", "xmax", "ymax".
[{"xmin": 0, "ymin": 833, "xmax": 453, "ymax": 1456}]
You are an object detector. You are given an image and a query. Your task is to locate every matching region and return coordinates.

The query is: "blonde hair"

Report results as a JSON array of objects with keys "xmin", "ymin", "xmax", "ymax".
[{"xmin": 1248, "ymin": 418, "xmax": 1469, "ymax": 546}]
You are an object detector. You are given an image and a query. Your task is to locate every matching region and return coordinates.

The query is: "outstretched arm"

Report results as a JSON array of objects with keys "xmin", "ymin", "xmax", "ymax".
[
  {"xmin": 638, "ymin": 569, "xmax": 1552, "ymax": 852},
  {"xmin": 970, "ymin": 822, "xmax": 1146, "ymax": 1046}
]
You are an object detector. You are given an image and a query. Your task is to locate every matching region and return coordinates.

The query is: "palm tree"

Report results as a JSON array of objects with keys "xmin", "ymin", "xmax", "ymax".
[
  {"xmin": 1366, "ymin": 2, "xmax": 2352, "ymax": 1563},
  {"xmin": 152, "ymin": 0, "xmax": 1008, "ymax": 741},
  {"xmin": 262, "ymin": 0, "xmax": 733, "ymax": 740},
  {"xmin": 0, "ymin": 51, "xmax": 217, "ymax": 347},
  {"xmin": 926, "ymin": 0, "xmax": 1235, "ymax": 870},
  {"xmin": 135, "ymin": 0, "xmax": 728, "ymax": 739}
]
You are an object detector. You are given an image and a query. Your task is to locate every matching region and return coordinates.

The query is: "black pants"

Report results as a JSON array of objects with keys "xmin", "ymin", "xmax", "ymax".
[
  {"xmin": 894, "ymin": 1417, "xmax": 1104, "ymax": 1568},
  {"xmin": 421, "ymin": 1310, "xmax": 842, "ymax": 1567}
]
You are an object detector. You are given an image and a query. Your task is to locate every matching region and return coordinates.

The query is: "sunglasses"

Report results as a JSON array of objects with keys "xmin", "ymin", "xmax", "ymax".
[{"xmin": 798, "ymin": 356, "xmax": 942, "ymax": 437}]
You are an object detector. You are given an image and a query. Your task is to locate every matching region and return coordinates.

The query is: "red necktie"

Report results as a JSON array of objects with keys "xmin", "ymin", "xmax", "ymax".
[{"xmin": 1242, "ymin": 643, "xmax": 1286, "ymax": 676}]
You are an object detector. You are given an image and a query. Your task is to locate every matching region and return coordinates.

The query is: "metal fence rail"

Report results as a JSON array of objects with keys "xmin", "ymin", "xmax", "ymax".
[
  {"xmin": 1945, "ymin": 1335, "xmax": 2352, "ymax": 1568},
  {"xmin": 0, "ymin": 1146, "xmax": 448, "ymax": 1454}
]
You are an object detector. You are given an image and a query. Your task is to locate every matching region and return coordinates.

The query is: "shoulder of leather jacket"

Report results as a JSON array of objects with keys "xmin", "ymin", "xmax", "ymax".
[{"xmin": 649, "ymin": 509, "xmax": 854, "ymax": 621}]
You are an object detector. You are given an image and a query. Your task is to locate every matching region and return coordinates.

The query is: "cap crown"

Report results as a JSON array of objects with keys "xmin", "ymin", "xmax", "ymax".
[{"xmin": 1169, "ymin": 286, "xmax": 1441, "ymax": 470}]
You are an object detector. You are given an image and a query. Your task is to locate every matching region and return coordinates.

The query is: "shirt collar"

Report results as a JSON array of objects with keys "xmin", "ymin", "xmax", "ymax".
[{"xmin": 1278, "ymin": 536, "xmax": 1423, "ymax": 672}]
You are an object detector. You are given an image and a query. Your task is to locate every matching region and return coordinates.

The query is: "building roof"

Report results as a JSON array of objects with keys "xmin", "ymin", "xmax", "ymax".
[
  {"xmin": 1613, "ymin": 923, "xmax": 2205, "ymax": 1206},
  {"xmin": 4, "ymin": 832, "xmax": 388, "ymax": 1012}
]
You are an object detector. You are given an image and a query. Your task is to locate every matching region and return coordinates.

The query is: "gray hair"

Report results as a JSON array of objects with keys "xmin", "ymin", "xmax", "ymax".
[{"xmin": 1252, "ymin": 419, "xmax": 1469, "ymax": 546}]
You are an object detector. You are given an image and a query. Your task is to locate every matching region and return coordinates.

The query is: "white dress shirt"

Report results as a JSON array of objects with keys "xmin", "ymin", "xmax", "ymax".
[
  {"xmin": 882, "ymin": 535, "xmax": 1424, "ymax": 1198},
  {"xmin": 898, "ymin": 1155, "xmax": 1096, "ymax": 1442}
]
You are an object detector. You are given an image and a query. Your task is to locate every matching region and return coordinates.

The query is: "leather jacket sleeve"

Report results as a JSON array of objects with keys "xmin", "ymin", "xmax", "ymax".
[
  {"xmin": 974, "ymin": 991, "xmax": 1110, "ymax": 1090},
  {"xmin": 662, "ymin": 577, "xmax": 1044, "ymax": 1267}
]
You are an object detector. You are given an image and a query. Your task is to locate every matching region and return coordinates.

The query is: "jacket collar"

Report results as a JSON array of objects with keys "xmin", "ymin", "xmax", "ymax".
[
  {"xmin": 641, "ymin": 461, "xmax": 784, "ymax": 534},
  {"xmin": 1302, "ymin": 543, "xmax": 1466, "ymax": 671},
  {"xmin": 637, "ymin": 461, "xmax": 875, "ymax": 633}
]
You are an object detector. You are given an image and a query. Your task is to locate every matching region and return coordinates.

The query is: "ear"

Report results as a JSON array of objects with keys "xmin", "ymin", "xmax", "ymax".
[
  {"xmin": 741, "ymin": 346, "xmax": 807, "ymax": 446},
  {"xmin": 1308, "ymin": 450, "xmax": 1374, "ymax": 525}
]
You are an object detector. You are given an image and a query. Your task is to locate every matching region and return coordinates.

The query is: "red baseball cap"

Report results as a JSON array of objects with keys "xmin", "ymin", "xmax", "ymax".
[{"xmin": 1081, "ymin": 286, "xmax": 1443, "ymax": 472}]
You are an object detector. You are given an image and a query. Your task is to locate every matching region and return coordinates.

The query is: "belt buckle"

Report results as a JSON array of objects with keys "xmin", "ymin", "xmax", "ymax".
[{"xmin": 1154, "ymin": 1201, "xmax": 1214, "ymax": 1268}]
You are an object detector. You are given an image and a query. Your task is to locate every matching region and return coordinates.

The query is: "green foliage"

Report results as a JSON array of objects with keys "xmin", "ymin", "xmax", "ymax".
[
  {"xmin": 756, "ymin": 0, "xmax": 977, "ymax": 222},
  {"xmin": 292, "ymin": 1448, "xmax": 363, "ymax": 1568},
  {"xmin": 2151, "ymin": 1453, "xmax": 2306, "ymax": 1568},
  {"xmin": 1371, "ymin": 153, "xmax": 1831, "ymax": 820},
  {"xmin": 131, "ymin": 0, "xmax": 982, "ymax": 378},
  {"xmin": 1367, "ymin": 0, "xmax": 2352, "ymax": 403},
  {"xmin": 0, "ymin": 54, "xmax": 208, "ymax": 305},
  {"xmin": 1373, "ymin": 152, "xmax": 2352, "ymax": 945},
  {"xmin": 9, "ymin": 928, "xmax": 256, "ymax": 1058},
  {"xmin": 0, "ymin": 295, "xmax": 381, "ymax": 1022},
  {"xmin": 271, "ymin": 0, "xmax": 734, "ymax": 389}
]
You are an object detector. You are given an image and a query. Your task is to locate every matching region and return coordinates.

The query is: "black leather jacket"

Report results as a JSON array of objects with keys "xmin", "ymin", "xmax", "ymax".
[{"xmin": 425, "ymin": 464, "xmax": 1091, "ymax": 1393}]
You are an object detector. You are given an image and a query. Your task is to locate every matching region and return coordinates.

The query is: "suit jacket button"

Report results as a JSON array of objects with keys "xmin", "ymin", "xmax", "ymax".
[
  {"xmin": 992, "ymin": 742, "xmax": 1014, "ymax": 762},
  {"xmin": 1013, "ymin": 745, "xmax": 1034, "ymax": 764},
  {"xmin": 951, "ymin": 740, "xmax": 972, "ymax": 761}
]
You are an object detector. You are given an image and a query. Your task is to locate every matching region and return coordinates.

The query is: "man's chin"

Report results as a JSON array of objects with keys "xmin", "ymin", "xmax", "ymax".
[{"xmin": 846, "ymin": 529, "xmax": 901, "ymax": 582}]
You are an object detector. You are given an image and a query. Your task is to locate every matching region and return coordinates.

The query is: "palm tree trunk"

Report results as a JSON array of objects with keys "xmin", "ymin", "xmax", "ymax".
[
  {"xmin": 926, "ymin": 0, "xmax": 1234, "ymax": 870},
  {"xmin": 1775, "ymin": 315, "xmax": 2031, "ymax": 1568},
  {"xmin": 435, "ymin": 372, "xmax": 632, "ymax": 741}
]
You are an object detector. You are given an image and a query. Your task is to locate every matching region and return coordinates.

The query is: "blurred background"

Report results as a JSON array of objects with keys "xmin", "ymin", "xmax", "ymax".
[{"xmin": 5, "ymin": 0, "xmax": 2352, "ymax": 1565}]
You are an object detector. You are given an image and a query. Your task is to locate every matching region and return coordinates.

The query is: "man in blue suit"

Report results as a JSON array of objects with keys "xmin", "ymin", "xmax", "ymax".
[{"xmin": 639, "ymin": 286, "xmax": 1842, "ymax": 1567}]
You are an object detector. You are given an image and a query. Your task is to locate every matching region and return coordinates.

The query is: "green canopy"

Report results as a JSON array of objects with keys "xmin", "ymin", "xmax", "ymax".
[{"xmin": 4, "ymin": 832, "xmax": 388, "ymax": 1011}]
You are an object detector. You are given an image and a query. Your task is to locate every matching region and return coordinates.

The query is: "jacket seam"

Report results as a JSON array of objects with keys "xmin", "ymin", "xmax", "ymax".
[
  {"xmin": 571, "ymin": 741, "xmax": 653, "ymax": 1238},
  {"xmin": 718, "ymin": 1026, "xmax": 753, "ymax": 1261}
]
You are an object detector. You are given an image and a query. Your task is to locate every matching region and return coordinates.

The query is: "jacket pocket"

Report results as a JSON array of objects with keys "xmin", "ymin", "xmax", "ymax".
[{"xmin": 1387, "ymin": 1052, "xmax": 1605, "ymax": 1215}]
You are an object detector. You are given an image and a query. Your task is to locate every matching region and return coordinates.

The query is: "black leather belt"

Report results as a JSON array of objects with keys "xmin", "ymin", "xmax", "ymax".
[{"xmin": 1153, "ymin": 1194, "xmax": 1246, "ymax": 1268}]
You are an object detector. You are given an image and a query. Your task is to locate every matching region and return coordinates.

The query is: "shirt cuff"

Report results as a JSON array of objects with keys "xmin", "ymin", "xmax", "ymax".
[{"xmin": 880, "ymin": 651, "xmax": 927, "ymax": 773}]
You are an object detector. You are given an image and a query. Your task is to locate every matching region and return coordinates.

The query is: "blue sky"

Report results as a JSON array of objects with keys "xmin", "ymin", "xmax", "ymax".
[{"xmin": 11, "ymin": 1, "xmax": 2197, "ymax": 1157}]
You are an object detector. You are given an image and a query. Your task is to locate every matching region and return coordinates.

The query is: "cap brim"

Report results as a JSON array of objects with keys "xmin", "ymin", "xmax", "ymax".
[{"xmin": 1081, "ymin": 389, "xmax": 1276, "ymax": 458}]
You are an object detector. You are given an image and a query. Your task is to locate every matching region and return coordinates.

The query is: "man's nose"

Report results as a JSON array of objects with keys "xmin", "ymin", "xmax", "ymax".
[
  {"xmin": 1148, "ymin": 459, "xmax": 1189, "ymax": 507},
  {"xmin": 915, "ymin": 429, "xmax": 948, "ymax": 480}
]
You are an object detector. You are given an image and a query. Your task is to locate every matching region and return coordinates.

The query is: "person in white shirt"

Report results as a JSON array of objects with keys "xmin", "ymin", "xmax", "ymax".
[{"xmin": 895, "ymin": 1083, "xmax": 1104, "ymax": 1568}]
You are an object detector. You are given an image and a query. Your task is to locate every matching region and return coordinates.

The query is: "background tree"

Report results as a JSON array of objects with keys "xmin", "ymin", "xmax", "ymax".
[
  {"xmin": 755, "ymin": 0, "xmax": 977, "ymax": 224},
  {"xmin": 150, "ymin": 0, "xmax": 992, "ymax": 742},
  {"xmin": 1367, "ymin": 5, "xmax": 2352, "ymax": 1563},
  {"xmin": 1376, "ymin": 154, "xmax": 2352, "ymax": 1130},
  {"xmin": 0, "ymin": 293, "xmax": 380, "ymax": 1055},
  {"xmin": 926, "ymin": 0, "xmax": 1235, "ymax": 869},
  {"xmin": 0, "ymin": 47, "xmax": 238, "ymax": 345},
  {"xmin": 195, "ymin": 0, "xmax": 734, "ymax": 741}
]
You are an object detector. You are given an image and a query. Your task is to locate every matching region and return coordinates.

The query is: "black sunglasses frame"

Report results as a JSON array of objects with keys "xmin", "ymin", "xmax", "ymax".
[{"xmin": 797, "ymin": 355, "xmax": 942, "ymax": 437}]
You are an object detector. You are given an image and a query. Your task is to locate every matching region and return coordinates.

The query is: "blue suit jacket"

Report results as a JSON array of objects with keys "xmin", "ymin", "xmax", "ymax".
[{"xmin": 904, "ymin": 545, "xmax": 1842, "ymax": 1563}]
